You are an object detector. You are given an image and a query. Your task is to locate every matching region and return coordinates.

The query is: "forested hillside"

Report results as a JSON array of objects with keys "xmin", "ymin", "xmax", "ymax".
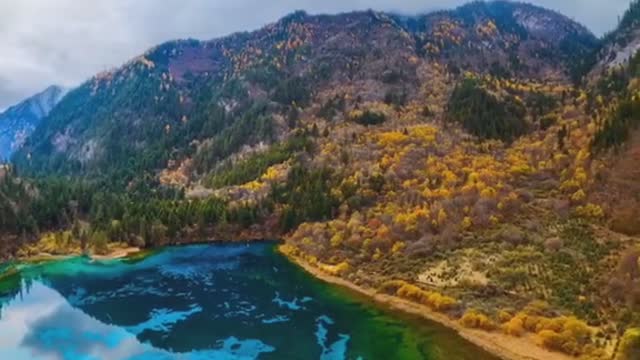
[
  {"xmin": 3, "ymin": 1, "xmax": 640, "ymax": 358},
  {"xmin": 13, "ymin": 1, "xmax": 597, "ymax": 179}
]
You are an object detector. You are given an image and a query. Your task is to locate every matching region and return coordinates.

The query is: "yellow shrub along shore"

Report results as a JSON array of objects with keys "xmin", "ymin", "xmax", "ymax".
[{"xmin": 282, "ymin": 244, "xmax": 609, "ymax": 360}]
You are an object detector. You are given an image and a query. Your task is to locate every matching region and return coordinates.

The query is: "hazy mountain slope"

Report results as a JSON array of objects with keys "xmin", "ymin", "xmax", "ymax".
[
  {"xmin": 590, "ymin": 0, "xmax": 640, "ymax": 76},
  {"xmin": 0, "ymin": 85, "xmax": 66, "ymax": 160}
]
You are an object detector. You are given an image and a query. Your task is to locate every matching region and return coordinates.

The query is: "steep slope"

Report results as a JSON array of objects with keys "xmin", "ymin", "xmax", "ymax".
[
  {"xmin": 0, "ymin": 85, "xmax": 66, "ymax": 161},
  {"xmin": 397, "ymin": 1, "xmax": 597, "ymax": 83},
  {"xmin": 13, "ymin": 2, "xmax": 598, "ymax": 182},
  {"xmin": 590, "ymin": 0, "xmax": 640, "ymax": 76},
  {"xmin": 584, "ymin": 0, "xmax": 640, "ymax": 242}
]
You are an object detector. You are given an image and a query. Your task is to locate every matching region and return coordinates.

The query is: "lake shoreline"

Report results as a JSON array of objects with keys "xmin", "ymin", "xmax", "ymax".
[
  {"xmin": 14, "ymin": 238, "xmax": 283, "ymax": 265},
  {"xmin": 0, "ymin": 241, "xmax": 514, "ymax": 359},
  {"xmin": 17, "ymin": 246, "xmax": 142, "ymax": 264},
  {"xmin": 2, "ymin": 240, "xmax": 575, "ymax": 360},
  {"xmin": 278, "ymin": 245, "xmax": 573, "ymax": 360}
]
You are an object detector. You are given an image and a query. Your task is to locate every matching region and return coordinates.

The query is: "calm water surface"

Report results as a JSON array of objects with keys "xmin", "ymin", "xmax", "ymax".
[{"xmin": 0, "ymin": 243, "xmax": 498, "ymax": 360}]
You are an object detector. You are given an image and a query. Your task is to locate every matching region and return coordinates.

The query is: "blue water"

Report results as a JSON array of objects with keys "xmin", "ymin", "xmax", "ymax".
[{"xmin": 0, "ymin": 243, "xmax": 498, "ymax": 359}]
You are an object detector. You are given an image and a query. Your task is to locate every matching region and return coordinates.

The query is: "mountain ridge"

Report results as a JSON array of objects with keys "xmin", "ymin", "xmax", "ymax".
[
  {"xmin": 0, "ymin": 85, "xmax": 66, "ymax": 161},
  {"xmin": 13, "ymin": 1, "xmax": 598, "ymax": 178}
]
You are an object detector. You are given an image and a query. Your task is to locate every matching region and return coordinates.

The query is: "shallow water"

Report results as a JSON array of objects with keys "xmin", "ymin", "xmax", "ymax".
[{"xmin": 0, "ymin": 243, "xmax": 498, "ymax": 360}]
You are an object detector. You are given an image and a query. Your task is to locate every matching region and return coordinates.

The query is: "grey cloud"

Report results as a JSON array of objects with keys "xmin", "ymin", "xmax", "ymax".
[{"xmin": 0, "ymin": 0, "xmax": 633, "ymax": 109}]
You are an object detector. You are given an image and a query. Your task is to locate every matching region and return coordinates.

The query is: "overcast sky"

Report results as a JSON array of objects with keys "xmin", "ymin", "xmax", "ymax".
[{"xmin": 0, "ymin": 0, "xmax": 633, "ymax": 109}]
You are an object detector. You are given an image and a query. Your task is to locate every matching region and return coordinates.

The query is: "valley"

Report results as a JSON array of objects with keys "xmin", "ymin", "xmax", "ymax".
[{"xmin": 1, "ymin": 1, "xmax": 640, "ymax": 359}]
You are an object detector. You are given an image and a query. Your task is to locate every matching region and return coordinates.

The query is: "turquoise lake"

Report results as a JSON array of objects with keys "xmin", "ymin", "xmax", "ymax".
[{"xmin": 0, "ymin": 243, "xmax": 498, "ymax": 359}]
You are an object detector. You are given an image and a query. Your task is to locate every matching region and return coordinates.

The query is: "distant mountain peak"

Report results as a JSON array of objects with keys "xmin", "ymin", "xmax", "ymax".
[
  {"xmin": 0, "ymin": 85, "xmax": 67, "ymax": 161},
  {"xmin": 590, "ymin": 0, "xmax": 640, "ymax": 76}
]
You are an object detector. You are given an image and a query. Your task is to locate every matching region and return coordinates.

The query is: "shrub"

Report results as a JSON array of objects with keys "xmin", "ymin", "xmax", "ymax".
[
  {"xmin": 319, "ymin": 261, "xmax": 351, "ymax": 276},
  {"xmin": 378, "ymin": 280, "xmax": 407, "ymax": 295},
  {"xmin": 497, "ymin": 310, "xmax": 513, "ymax": 323},
  {"xmin": 90, "ymin": 230, "xmax": 109, "ymax": 255},
  {"xmin": 617, "ymin": 328, "xmax": 640, "ymax": 360},
  {"xmin": 524, "ymin": 300, "xmax": 552, "ymax": 316},
  {"xmin": 537, "ymin": 330, "xmax": 580, "ymax": 355},
  {"xmin": 397, "ymin": 283, "xmax": 427, "ymax": 303},
  {"xmin": 566, "ymin": 318, "xmax": 591, "ymax": 342},
  {"xmin": 575, "ymin": 203, "xmax": 605, "ymax": 220},
  {"xmin": 350, "ymin": 110, "xmax": 387, "ymax": 126},
  {"xmin": 427, "ymin": 292, "xmax": 457, "ymax": 311},
  {"xmin": 523, "ymin": 315, "xmax": 542, "ymax": 332},
  {"xmin": 499, "ymin": 303, "xmax": 592, "ymax": 354},
  {"xmin": 535, "ymin": 316, "xmax": 567, "ymax": 333},
  {"xmin": 497, "ymin": 224, "xmax": 526, "ymax": 245},
  {"xmin": 503, "ymin": 315, "xmax": 525, "ymax": 336},
  {"xmin": 394, "ymin": 282, "xmax": 457, "ymax": 312},
  {"xmin": 333, "ymin": 261, "xmax": 350, "ymax": 275},
  {"xmin": 570, "ymin": 189, "xmax": 587, "ymax": 204},
  {"xmin": 460, "ymin": 309, "xmax": 496, "ymax": 330},
  {"xmin": 544, "ymin": 237, "xmax": 563, "ymax": 252}
]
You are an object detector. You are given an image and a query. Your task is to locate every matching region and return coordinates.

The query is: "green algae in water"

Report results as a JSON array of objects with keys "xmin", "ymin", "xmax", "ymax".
[{"xmin": 0, "ymin": 243, "xmax": 499, "ymax": 359}]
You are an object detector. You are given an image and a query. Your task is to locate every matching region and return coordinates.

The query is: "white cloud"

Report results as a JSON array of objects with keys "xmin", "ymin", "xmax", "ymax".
[{"xmin": 0, "ymin": 0, "xmax": 632, "ymax": 109}]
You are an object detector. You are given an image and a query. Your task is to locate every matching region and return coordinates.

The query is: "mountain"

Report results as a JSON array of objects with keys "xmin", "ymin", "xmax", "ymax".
[
  {"xmin": 13, "ymin": 1, "xmax": 597, "ymax": 180},
  {"xmin": 7, "ymin": 2, "xmax": 640, "ymax": 359},
  {"xmin": 0, "ymin": 85, "xmax": 67, "ymax": 161},
  {"xmin": 584, "ymin": 0, "xmax": 640, "ymax": 239},
  {"xmin": 590, "ymin": 0, "xmax": 640, "ymax": 76}
]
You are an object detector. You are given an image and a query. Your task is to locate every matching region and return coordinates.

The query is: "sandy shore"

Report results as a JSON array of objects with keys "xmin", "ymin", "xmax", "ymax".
[
  {"xmin": 280, "ymin": 246, "xmax": 574, "ymax": 360},
  {"xmin": 90, "ymin": 247, "xmax": 141, "ymax": 261},
  {"xmin": 20, "ymin": 246, "xmax": 142, "ymax": 264}
]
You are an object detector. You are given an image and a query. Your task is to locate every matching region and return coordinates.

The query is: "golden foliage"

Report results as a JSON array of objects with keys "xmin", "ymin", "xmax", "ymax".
[
  {"xmin": 392, "ymin": 281, "xmax": 457, "ymax": 312},
  {"xmin": 575, "ymin": 203, "xmax": 604, "ymax": 219},
  {"xmin": 617, "ymin": 328, "xmax": 640, "ymax": 360},
  {"xmin": 503, "ymin": 315, "xmax": 525, "ymax": 337},
  {"xmin": 320, "ymin": 261, "xmax": 351, "ymax": 276},
  {"xmin": 460, "ymin": 310, "xmax": 496, "ymax": 330}
]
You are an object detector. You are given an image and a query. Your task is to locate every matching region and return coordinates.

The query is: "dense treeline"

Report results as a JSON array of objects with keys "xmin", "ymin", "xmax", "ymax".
[
  {"xmin": 596, "ymin": 50, "xmax": 640, "ymax": 98},
  {"xmin": 603, "ymin": 0, "xmax": 640, "ymax": 47},
  {"xmin": 192, "ymin": 103, "xmax": 276, "ymax": 174},
  {"xmin": 620, "ymin": 0, "xmax": 640, "ymax": 31},
  {"xmin": 0, "ymin": 169, "xmax": 36, "ymax": 234},
  {"xmin": 592, "ymin": 97, "xmax": 640, "ymax": 151},
  {"xmin": 447, "ymin": 78, "xmax": 528, "ymax": 141},
  {"xmin": 0, "ymin": 167, "xmax": 226, "ymax": 253},
  {"xmin": 272, "ymin": 164, "xmax": 339, "ymax": 232},
  {"xmin": 592, "ymin": 51, "xmax": 640, "ymax": 151},
  {"xmin": 1, "ymin": 145, "xmax": 341, "ymax": 257},
  {"xmin": 205, "ymin": 134, "xmax": 313, "ymax": 188},
  {"xmin": 12, "ymin": 54, "xmax": 322, "ymax": 189},
  {"xmin": 351, "ymin": 110, "xmax": 387, "ymax": 126}
]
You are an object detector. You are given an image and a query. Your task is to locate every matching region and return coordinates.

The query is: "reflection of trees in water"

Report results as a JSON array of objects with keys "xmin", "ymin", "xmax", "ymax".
[{"xmin": 0, "ymin": 269, "xmax": 36, "ymax": 319}]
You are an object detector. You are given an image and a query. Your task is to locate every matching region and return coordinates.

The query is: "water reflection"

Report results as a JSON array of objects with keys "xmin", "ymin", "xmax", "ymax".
[
  {"xmin": 0, "ymin": 244, "xmax": 499, "ymax": 360},
  {"xmin": 0, "ymin": 282, "xmax": 276, "ymax": 360}
]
